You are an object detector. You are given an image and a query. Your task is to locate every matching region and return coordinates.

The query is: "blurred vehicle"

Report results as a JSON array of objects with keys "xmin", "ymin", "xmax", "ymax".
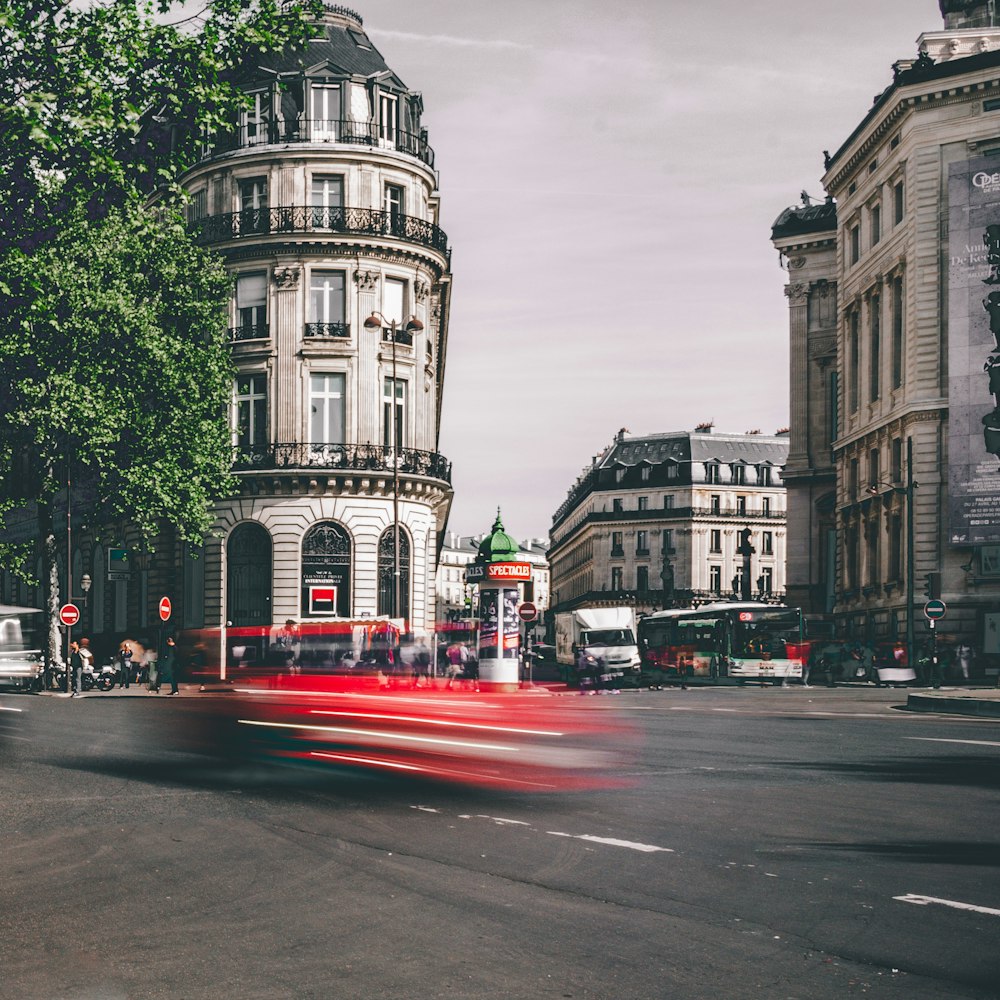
[
  {"xmin": 529, "ymin": 642, "xmax": 557, "ymax": 663},
  {"xmin": 170, "ymin": 676, "xmax": 638, "ymax": 792},
  {"xmin": 0, "ymin": 605, "xmax": 44, "ymax": 693},
  {"xmin": 555, "ymin": 608, "xmax": 642, "ymax": 685}
]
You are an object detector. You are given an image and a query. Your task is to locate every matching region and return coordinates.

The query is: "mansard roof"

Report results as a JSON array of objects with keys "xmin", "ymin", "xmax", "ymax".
[
  {"xmin": 771, "ymin": 199, "xmax": 838, "ymax": 240},
  {"xmin": 598, "ymin": 430, "xmax": 788, "ymax": 470}
]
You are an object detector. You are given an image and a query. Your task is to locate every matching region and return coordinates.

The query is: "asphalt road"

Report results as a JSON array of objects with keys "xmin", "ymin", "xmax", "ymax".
[{"xmin": 1, "ymin": 686, "xmax": 998, "ymax": 1000}]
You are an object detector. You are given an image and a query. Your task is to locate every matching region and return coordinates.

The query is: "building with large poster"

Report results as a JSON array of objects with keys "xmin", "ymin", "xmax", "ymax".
[
  {"xmin": 0, "ymin": 4, "xmax": 454, "ymax": 656},
  {"xmin": 772, "ymin": 0, "xmax": 1000, "ymax": 665}
]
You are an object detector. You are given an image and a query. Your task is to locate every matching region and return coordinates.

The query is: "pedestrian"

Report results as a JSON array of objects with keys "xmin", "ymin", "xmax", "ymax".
[
  {"xmin": 954, "ymin": 641, "xmax": 975, "ymax": 681},
  {"xmin": 158, "ymin": 635, "xmax": 179, "ymax": 695},
  {"xmin": 117, "ymin": 641, "xmax": 133, "ymax": 690},
  {"xmin": 276, "ymin": 619, "xmax": 300, "ymax": 672},
  {"xmin": 68, "ymin": 640, "xmax": 84, "ymax": 696},
  {"xmin": 79, "ymin": 637, "xmax": 94, "ymax": 672}
]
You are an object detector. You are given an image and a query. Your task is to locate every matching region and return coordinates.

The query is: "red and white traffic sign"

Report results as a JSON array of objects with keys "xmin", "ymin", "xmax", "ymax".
[
  {"xmin": 158, "ymin": 596, "xmax": 172, "ymax": 622},
  {"xmin": 59, "ymin": 603, "xmax": 81, "ymax": 627},
  {"xmin": 518, "ymin": 601, "xmax": 538, "ymax": 623}
]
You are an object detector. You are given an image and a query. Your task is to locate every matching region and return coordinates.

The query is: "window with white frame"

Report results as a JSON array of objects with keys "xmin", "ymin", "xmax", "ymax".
[
  {"xmin": 310, "ymin": 84, "xmax": 340, "ymax": 139},
  {"xmin": 383, "ymin": 377, "xmax": 406, "ymax": 451},
  {"xmin": 379, "ymin": 92, "xmax": 398, "ymax": 145},
  {"xmin": 611, "ymin": 566, "xmax": 623, "ymax": 590},
  {"xmin": 310, "ymin": 175, "xmax": 343, "ymax": 227},
  {"xmin": 238, "ymin": 177, "xmax": 268, "ymax": 235},
  {"xmin": 705, "ymin": 462, "xmax": 720, "ymax": 484},
  {"xmin": 709, "ymin": 565, "xmax": 722, "ymax": 593},
  {"xmin": 236, "ymin": 273, "xmax": 267, "ymax": 334},
  {"xmin": 240, "ymin": 90, "xmax": 270, "ymax": 145},
  {"xmin": 710, "ymin": 529, "xmax": 722, "ymax": 553},
  {"xmin": 762, "ymin": 531, "xmax": 773, "ymax": 555},
  {"xmin": 638, "ymin": 496, "xmax": 648, "ymax": 511},
  {"xmin": 383, "ymin": 276, "xmax": 405, "ymax": 328},
  {"xmin": 234, "ymin": 373, "xmax": 268, "ymax": 450},
  {"xmin": 310, "ymin": 373, "xmax": 346, "ymax": 444},
  {"xmin": 308, "ymin": 270, "xmax": 346, "ymax": 336}
]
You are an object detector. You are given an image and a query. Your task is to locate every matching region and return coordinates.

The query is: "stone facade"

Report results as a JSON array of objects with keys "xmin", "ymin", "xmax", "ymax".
[
  {"xmin": 773, "ymin": 2, "xmax": 1000, "ymax": 663},
  {"xmin": 0, "ymin": 5, "xmax": 454, "ymax": 657},
  {"xmin": 548, "ymin": 428, "xmax": 789, "ymax": 616}
]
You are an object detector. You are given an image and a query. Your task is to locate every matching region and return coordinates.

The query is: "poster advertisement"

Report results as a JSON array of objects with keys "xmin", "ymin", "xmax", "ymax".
[
  {"xmin": 502, "ymin": 588, "xmax": 520, "ymax": 659},
  {"xmin": 947, "ymin": 156, "xmax": 1000, "ymax": 544},
  {"xmin": 479, "ymin": 589, "xmax": 498, "ymax": 657}
]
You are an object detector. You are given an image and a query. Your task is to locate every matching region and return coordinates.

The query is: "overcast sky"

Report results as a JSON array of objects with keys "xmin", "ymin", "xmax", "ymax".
[
  {"xmin": 172, "ymin": 0, "xmax": 945, "ymax": 540},
  {"xmin": 339, "ymin": 0, "xmax": 946, "ymax": 541}
]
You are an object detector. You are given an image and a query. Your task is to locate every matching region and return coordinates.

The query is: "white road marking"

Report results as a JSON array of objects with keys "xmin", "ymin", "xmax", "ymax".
[
  {"xmin": 894, "ymin": 894, "xmax": 1000, "ymax": 917},
  {"xmin": 903, "ymin": 737, "xmax": 1000, "ymax": 748},
  {"xmin": 459, "ymin": 814, "xmax": 532, "ymax": 826},
  {"xmin": 410, "ymin": 805, "xmax": 440, "ymax": 813},
  {"xmin": 547, "ymin": 832, "xmax": 673, "ymax": 853}
]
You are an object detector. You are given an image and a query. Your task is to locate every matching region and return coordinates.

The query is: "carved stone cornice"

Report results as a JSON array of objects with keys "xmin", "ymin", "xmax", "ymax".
[{"xmin": 785, "ymin": 282, "xmax": 809, "ymax": 303}]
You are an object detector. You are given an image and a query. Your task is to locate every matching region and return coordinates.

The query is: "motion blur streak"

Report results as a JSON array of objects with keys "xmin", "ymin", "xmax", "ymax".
[
  {"xmin": 236, "ymin": 718, "xmax": 520, "ymax": 753},
  {"xmin": 163, "ymin": 677, "xmax": 639, "ymax": 791},
  {"xmin": 308, "ymin": 709, "xmax": 565, "ymax": 737}
]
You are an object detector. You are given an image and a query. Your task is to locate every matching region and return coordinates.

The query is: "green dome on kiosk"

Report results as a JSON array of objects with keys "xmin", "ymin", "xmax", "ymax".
[{"xmin": 476, "ymin": 509, "xmax": 521, "ymax": 564}]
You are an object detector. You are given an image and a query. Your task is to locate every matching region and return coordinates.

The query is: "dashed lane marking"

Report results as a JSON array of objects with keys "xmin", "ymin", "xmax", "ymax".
[
  {"xmin": 903, "ymin": 737, "xmax": 1000, "ymax": 748},
  {"xmin": 894, "ymin": 894, "xmax": 1000, "ymax": 917}
]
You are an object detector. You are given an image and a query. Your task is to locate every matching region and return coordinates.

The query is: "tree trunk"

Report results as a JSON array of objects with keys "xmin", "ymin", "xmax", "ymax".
[{"xmin": 38, "ymin": 496, "xmax": 62, "ymax": 666}]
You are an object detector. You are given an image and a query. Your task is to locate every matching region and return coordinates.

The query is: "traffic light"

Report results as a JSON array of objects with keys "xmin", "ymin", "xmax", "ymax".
[{"xmin": 922, "ymin": 572, "xmax": 941, "ymax": 600}]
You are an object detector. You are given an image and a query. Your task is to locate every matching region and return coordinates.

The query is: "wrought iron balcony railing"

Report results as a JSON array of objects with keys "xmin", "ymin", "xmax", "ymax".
[
  {"xmin": 232, "ymin": 442, "xmax": 452, "ymax": 483},
  {"xmin": 192, "ymin": 205, "xmax": 449, "ymax": 256},
  {"xmin": 205, "ymin": 117, "xmax": 435, "ymax": 167},
  {"xmin": 228, "ymin": 324, "xmax": 269, "ymax": 342},
  {"xmin": 304, "ymin": 322, "xmax": 350, "ymax": 339}
]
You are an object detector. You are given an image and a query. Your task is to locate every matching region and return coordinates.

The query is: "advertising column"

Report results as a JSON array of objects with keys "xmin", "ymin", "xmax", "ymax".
[{"xmin": 469, "ymin": 560, "xmax": 531, "ymax": 692}]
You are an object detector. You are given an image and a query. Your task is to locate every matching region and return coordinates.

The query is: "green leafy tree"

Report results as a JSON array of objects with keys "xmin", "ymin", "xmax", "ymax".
[{"xmin": 0, "ymin": 0, "xmax": 320, "ymax": 664}]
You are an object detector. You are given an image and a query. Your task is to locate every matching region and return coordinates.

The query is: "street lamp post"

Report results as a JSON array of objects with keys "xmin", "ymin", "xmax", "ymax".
[
  {"xmin": 363, "ymin": 310, "xmax": 424, "ymax": 621},
  {"xmin": 866, "ymin": 436, "xmax": 918, "ymax": 670}
]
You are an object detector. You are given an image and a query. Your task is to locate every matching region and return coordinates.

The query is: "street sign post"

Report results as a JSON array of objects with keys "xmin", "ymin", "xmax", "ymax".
[
  {"xmin": 159, "ymin": 596, "xmax": 172, "ymax": 622},
  {"xmin": 517, "ymin": 601, "xmax": 538, "ymax": 623},
  {"xmin": 59, "ymin": 603, "xmax": 80, "ymax": 627},
  {"xmin": 923, "ymin": 599, "xmax": 946, "ymax": 621}
]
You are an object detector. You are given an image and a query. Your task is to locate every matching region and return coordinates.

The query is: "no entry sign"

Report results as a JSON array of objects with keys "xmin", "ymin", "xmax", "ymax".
[
  {"xmin": 159, "ymin": 596, "xmax": 172, "ymax": 622},
  {"xmin": 59, "ymin": 603, "xmax": 80, "ymax": 627},
  {"xmin": 518, "ymin": 602, "xmax": 538, "ymax": 623}
]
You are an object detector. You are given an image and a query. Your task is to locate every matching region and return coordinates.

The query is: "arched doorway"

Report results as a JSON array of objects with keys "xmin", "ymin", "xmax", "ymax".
[
  {"xmin": 377, "ymin": 526, "xmax": 410, "ymax": 622},
  {"xmin": 301, "ymin": 521, "xmax": 351, "ymax": 617},
  {"xmin": 227, "ymin": 522, "xmax": 272, "ymax": 627}
]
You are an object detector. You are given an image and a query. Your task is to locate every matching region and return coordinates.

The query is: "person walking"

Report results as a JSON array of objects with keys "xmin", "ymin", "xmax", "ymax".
[
  {"xmin": 158, "ymin": 635, "xmax": 179, "ymax": 695},
  {"xmin": 69, "ymin": 640, "xmax": 83, "ymax": 697},
  {"xmin": 117, "ymin": 641, "xmax": 133, "ymax": 690},
  {"xmin": 955, "ymin": 641, "xmax": 975, "ymax": 682}
]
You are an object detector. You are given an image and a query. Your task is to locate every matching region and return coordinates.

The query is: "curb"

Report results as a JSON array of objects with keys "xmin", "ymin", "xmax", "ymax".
[{"xmin": 905, "ymin": 691, "xmax": 1000, "ymax": 717}]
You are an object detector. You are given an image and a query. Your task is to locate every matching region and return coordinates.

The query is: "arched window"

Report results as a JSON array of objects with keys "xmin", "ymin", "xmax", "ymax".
[
  {"xmin": 301, "ymin": 521, "xmax": 351, "ymax": 617},
  {"xmin": 227, "ymin": 522, "xmax": 272, "ymax": 627},
  {"xmin": 377, "ymin": 526, "xmax": 410, "ymax": 622}
]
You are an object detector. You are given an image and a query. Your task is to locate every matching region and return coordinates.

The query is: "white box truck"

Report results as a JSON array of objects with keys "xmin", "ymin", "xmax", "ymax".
[{"xmin": 554, "ymin": 607, "xmax": 641, "ymax": 684}]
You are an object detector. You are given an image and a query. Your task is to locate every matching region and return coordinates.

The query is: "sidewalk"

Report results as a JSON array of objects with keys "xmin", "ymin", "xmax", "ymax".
[{"xmin": 904, "ymin": 686, "xmax": 1000, "ymax": 718}]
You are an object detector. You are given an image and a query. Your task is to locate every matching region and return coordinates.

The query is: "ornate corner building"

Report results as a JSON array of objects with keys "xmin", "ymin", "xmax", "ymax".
[
  {"xmin": 1, "ymin": 4, "xmax": 454, "ymax": 649},
  {"xmin": 547, "ymin": 427, "xmax": 789, "ymax": 616},
  {"xmin": 772, "ymin": 0, "xmax": 1000, "ymax": 659},
  {"xmin": 184, "ymin": 3, "xmax": 453, "ymax": 635}
]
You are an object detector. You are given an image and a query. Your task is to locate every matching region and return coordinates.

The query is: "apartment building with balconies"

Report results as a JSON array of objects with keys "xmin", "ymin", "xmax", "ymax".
[
  {"xmin": 548, "ymin": 427, "xmax": 789, "ymax": 616},
  {"xmin": 0, "ymin": 4, "xmax": 454, "ymax": 650}
]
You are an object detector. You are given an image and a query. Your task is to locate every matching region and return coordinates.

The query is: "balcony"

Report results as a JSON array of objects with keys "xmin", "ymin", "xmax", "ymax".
[
  {"xmin": 192, "ymin": 205, "xmax": 449, "ymax": 257},
  {"xmin": 205, "ymin": 117, "xmax": 435, "ymax": 168},
  {"xmin": 304, "ymin": 322, "xmax": 350, "ymax": 339},
  {"xmin": 232, "ymin": 441, "xmax": 452, "ymax": 483},
  {"xmin": 228, "ymin": 324, "xmax": 269, "ymax": 342}
]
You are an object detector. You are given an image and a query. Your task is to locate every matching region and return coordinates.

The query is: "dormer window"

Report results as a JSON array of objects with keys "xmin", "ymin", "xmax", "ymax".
[
  {"xmin": 705, "ymin": 462, "xmax": 720, "ymax": 484},
  {"xmin": 310, "ymin": 84, "xmax": 341, "ymax": 140},
  {"xmin": 241, "ymin": 90, "xmax": 271, "ymax": 146},
  {"xmin": 731, "ymin": 463, "xmax": 746, "ymax": 485},
  {"xmin": 379, "ymin": 92, "xmax": 398, "ymax": 146}
]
